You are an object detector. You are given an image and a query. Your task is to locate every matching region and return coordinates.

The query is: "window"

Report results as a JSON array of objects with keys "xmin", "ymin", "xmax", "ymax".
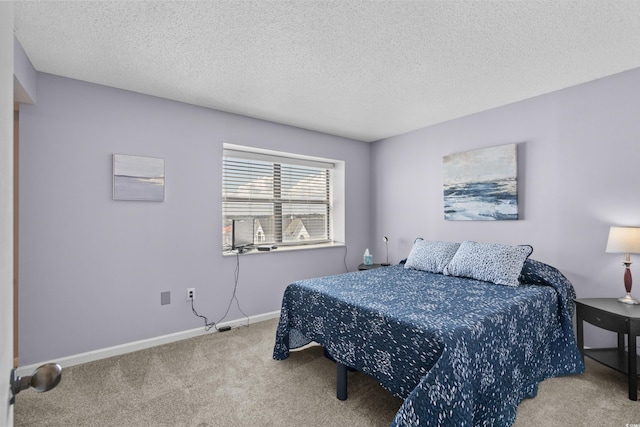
[{"xmin": 223, "ymin": 145, "xmax": 340, "ymax": 252}]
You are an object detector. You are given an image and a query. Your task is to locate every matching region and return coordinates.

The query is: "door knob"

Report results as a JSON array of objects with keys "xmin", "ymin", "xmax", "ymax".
[{"xmin": 9, "ymin": 363, "xmax": 62, "ymax": 405}]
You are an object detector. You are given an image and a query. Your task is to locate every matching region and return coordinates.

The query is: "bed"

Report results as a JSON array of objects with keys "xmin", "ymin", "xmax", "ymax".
[{"xmin": 272, "ymin": 240, "xmax": 585, "ymax": 426}]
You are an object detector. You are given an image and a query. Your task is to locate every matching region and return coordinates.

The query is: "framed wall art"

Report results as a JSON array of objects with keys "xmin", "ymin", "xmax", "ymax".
[
  {"xmin": 113, "ymin": 154, "xmax": 165, "ymax": 201},
  {"xmin": 443, "ymin": 144, "xmax": 518, "ymax": 220}
]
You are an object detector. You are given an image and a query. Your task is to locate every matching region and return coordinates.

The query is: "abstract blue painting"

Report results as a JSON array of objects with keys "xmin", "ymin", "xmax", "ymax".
[
  {"xmin": 113, "ymin": 154, "xmax": 165, "ymax": 201},
  {"xmin": 443, "ymin": 144, "xmax": 518, "ymax": 220}
]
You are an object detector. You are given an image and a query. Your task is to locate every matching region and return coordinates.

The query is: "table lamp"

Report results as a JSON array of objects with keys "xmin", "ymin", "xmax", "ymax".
[
  {"xmin": 382, "ymin": 236, "xmax": 390, "ymax": 266},
  {"xmin": 605, "ymin": 226, "xmax": 640, "ymax": 304}
]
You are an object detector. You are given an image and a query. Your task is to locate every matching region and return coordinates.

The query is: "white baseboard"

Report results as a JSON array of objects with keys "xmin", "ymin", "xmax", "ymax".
[{"xmin": 16, "ymin": 310, "xmax": 281, "ymax": 376}]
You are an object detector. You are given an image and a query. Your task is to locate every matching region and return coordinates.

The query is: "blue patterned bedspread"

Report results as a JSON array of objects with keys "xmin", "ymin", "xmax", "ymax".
[{"xmin": 273, "ymin": 259, "xmax": 584, "ymax": 426}]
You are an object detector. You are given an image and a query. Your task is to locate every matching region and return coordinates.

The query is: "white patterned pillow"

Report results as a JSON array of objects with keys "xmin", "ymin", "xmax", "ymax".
[
  {"xmin": 404, "ymin": 239, "xmax": 461, "ymax": 274},
  {"xmin": 443, "ymin": 241, "xmax": 533, "ymax": 286}
]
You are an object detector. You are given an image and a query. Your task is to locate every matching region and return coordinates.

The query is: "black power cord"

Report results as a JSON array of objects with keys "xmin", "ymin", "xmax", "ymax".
[
  {"xmin": 191, "ymin": 251, "xmax": 250, "ymax": 331},
  {"xmin": 343, "ymin": 244, "xmax": 349, "ymax": 273},
  {"xmin": 215, "ymin": 252, "xmax": 250, "ymax": 326},
  {"xmin": 190, "ymin": 298, "xmax": 219, "ymax": 331}
]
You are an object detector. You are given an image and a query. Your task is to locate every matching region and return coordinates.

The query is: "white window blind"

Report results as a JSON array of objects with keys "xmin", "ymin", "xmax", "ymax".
[{"xmin": 222, "ymin": 148, "xmax": 333, "ymax": 251}]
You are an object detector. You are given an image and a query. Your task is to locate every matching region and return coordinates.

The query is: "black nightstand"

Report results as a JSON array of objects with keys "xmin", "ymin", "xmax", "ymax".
[
  {"xmin": 358, "ymin": 263, "xmax": 388, "ymax": 271},
  {"xmin": 575, "ymin": 298, "xmax": 640, "ymax": 400}
]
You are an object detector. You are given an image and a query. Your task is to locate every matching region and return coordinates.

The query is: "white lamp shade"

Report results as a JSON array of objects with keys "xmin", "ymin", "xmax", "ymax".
[{"xmin": 605, "ymin": 226, "xmax": 640, "ymax": 254}]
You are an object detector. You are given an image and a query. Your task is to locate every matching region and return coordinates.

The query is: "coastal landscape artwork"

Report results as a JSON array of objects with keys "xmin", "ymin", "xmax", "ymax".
[
  {"xmin": 443, "ymin": 144, "xmax": 518, "ymax": 220},
  {"xmin": 113, "ymin": 154, "xmax": 165, "ymax": 201}
]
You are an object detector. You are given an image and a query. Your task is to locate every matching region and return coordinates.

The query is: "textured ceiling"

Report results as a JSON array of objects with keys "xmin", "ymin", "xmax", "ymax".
[{"xmin": 13, "ymin": 1, "xmax": 640, "ymax": 142}]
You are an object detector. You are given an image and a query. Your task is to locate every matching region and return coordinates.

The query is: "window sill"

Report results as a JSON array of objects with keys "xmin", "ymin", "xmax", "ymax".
[{"xmin": 222, "ymin": 241, "xmax": 345, "ymax": 257}]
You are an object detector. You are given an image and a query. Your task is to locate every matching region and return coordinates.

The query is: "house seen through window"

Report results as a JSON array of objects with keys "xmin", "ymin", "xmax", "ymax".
[{"xmin": 222, "ymin": 145, "xmax": 336, "ymax": 252}]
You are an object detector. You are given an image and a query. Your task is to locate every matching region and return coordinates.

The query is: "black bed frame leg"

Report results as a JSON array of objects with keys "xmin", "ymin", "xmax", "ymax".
[{"xmin": 336, "ymin": 362, "xmax": 347, "ymax": 400}]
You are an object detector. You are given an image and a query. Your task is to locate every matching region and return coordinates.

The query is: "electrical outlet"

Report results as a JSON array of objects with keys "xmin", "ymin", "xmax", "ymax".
[{"xmin": 187, "ymin": 288, "xmax": 195, "ymax": 301}]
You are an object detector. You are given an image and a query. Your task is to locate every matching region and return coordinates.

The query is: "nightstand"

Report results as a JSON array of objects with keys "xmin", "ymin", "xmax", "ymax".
[
  {"xmin": 358, "ymin": 263, "xmax": 387, "ymax": 271},
  {"xmin": 575, "ymin": 298, "xmax": 640, "ymax": 400}
]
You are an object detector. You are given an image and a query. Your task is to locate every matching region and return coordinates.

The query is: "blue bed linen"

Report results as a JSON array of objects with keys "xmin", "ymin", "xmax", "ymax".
[{"xmin": 273, "ymin": 259, "xmax": 584, "ymax": 426}]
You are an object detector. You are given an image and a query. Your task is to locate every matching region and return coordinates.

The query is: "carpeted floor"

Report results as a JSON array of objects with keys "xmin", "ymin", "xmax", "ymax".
[{"xmin": 14, "ymin": 318, "xmax": 640, "ymax": 426}]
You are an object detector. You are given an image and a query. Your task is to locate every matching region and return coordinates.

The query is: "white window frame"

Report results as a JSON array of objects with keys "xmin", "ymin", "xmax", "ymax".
[{"xmin": 222, "ymin": 143, "xmax": 345, "ymax": 254}]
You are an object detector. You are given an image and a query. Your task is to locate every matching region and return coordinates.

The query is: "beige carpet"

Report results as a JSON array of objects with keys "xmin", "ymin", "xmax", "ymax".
[{"xmin": 14, "ymin": 318, "xmax": 639, "ymax": 426}]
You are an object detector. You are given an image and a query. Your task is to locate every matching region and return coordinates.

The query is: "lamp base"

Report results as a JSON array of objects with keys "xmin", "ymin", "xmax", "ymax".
[{"xmin": 618, "ymin": 292, "xmax": 640, "ymax": 305}]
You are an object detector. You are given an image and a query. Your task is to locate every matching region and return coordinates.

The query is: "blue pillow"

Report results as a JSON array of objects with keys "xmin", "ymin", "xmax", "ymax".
[
  {"xmin": 404, "ymin": 239, "xmax": 461, "ymax": 274},
  {"xmin": 443, "ymin": 241, "xmax": 533, "ymax": 286}
]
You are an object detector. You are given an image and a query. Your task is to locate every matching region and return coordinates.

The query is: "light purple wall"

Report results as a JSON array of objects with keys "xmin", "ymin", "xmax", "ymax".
[
  {"xmin": 21, "ymin": 67, "xmax": 640, "ymax": 364},
  {"xmin": 371, "ymin": 67, "xmax": 640, "ymax": 349},
  {"xmin": 19, "ymin": 73, "xmax": 371, "ymax": 365},
  {"xmin": 14, "ymin": 36, "xmax": 36, "ymax": 103}
]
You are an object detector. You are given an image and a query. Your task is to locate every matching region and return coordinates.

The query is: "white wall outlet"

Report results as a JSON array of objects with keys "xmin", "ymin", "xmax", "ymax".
[{"xmin": 187, "ymin": 288, "xmax": 195, "ymax": 301}]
